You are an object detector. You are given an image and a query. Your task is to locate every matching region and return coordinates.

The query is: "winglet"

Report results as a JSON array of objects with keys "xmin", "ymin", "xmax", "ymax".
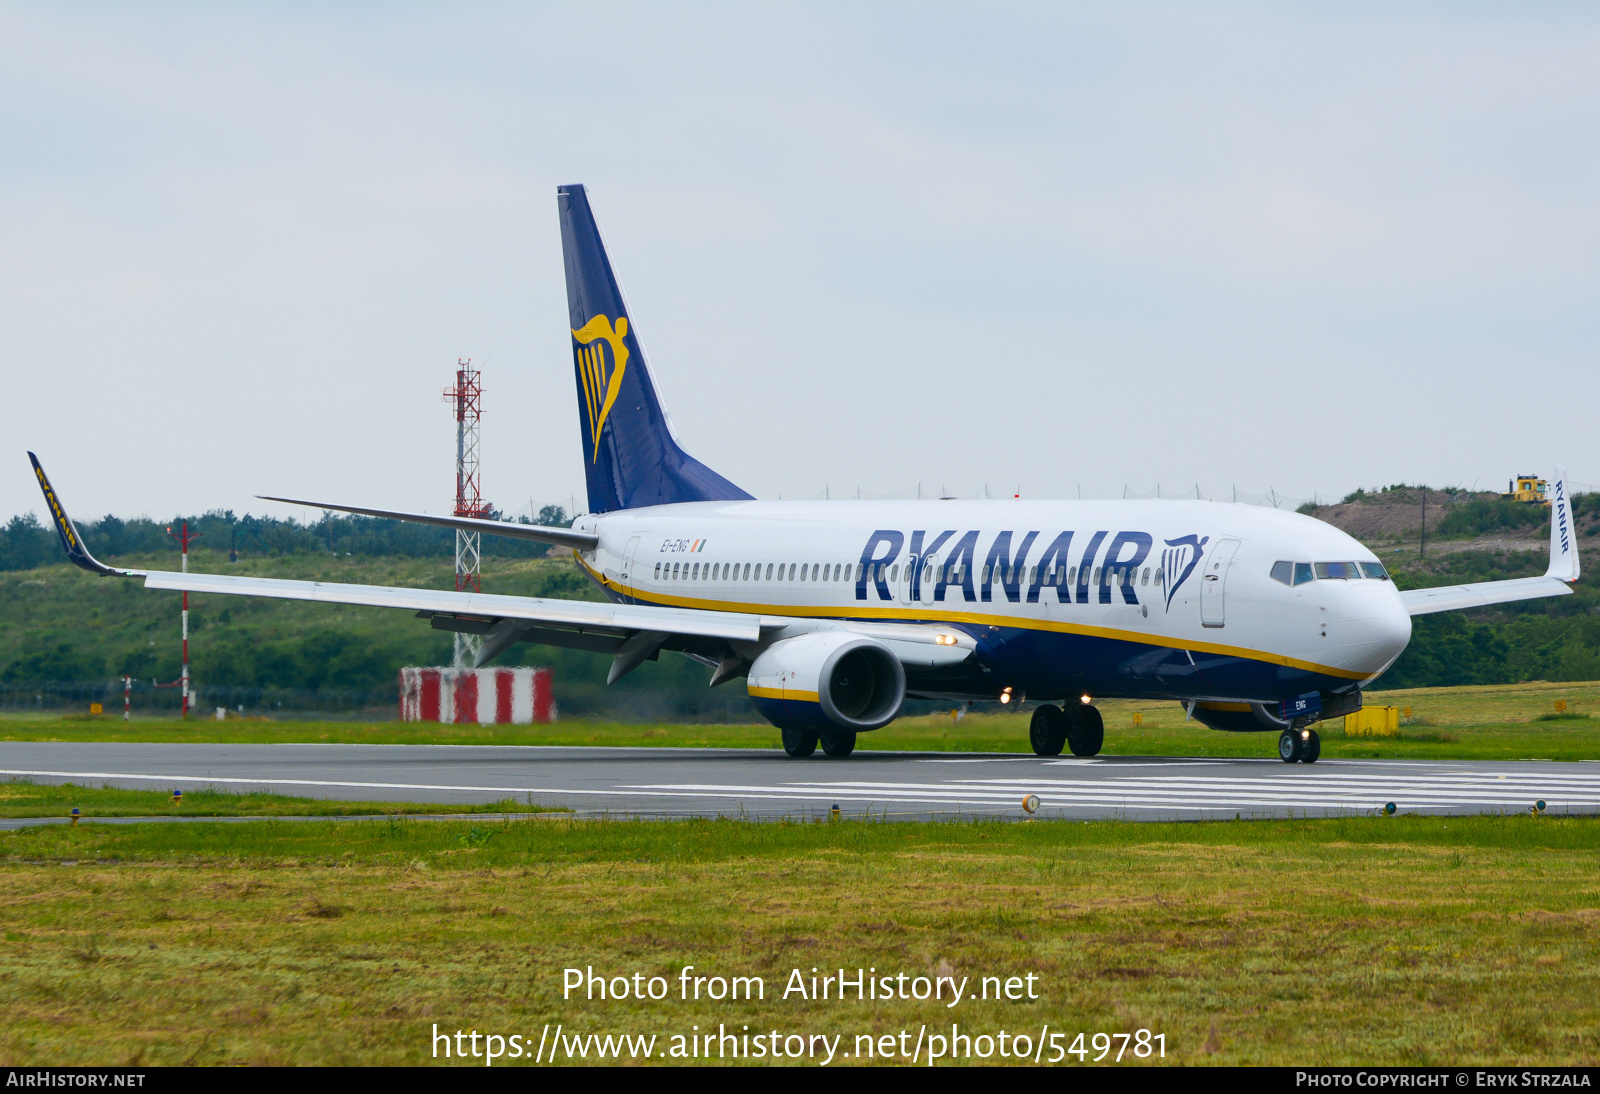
[
  {"xmin": 26, "ymin": 453, "xmax": 139, "ymax": 577},
  {"xmin": 1546, "ymin": 466, "xmax": 1580, "ymax": 584}
]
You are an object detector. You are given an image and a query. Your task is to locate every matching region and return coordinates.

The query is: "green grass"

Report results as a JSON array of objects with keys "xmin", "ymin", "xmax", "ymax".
[
  {"xmin": 0, "ymin": 779, "xmax": 566, "ymax": 819},
  {"xmin": 1, "ymin": 813, "xmax": 1597, "ymax": 1065},
  {"xmin": 7, "ymin": 679, "xmax": 1600, "ymax": 760}
]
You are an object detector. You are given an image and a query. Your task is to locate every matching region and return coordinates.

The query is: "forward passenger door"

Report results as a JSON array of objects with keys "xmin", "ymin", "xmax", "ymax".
[{"xmin": 1200, "ymin": 538, "xmax": 1240, "ymax": 628}]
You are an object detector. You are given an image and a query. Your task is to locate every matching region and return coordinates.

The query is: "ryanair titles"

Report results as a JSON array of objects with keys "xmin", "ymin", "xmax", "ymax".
[{"xmin": 855, "ymin": 529, "xmax": 1207, "ymax": 610}]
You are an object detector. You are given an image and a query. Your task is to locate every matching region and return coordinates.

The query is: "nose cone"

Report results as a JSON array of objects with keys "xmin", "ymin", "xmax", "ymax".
[{"xmin": 1336, "ymin": 581, "xmax": 1412, "ymax": 675}]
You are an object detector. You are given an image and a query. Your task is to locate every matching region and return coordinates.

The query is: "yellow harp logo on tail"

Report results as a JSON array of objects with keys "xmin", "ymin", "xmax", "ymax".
[{"xmin": 572, "ymin": 314, "xmax": 630, "ymax": 462}]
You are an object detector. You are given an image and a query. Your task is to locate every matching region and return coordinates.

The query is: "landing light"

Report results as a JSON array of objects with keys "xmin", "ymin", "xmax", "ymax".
[
  {"xmin": 1300, "ymin": 729, "xmax": 1311, "ymax": 740},
  {"xmin": 1080, "ymin": 694, "xmax": 1092, "ymax": 705},
  {"xmin": 999, "ymin": 688, "xmax": 1013, "ymax": 705},
  {"xmin": 935, "ymin": 634, "xmax": 958, "ymax": 646}
]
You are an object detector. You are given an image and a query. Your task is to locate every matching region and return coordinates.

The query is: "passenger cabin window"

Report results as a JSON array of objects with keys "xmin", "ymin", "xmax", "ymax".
[
  {"xmin": 765, "ymin": 564, "xmax": 773, "ymax": 580},
  {"xmin": 1315, "ymin": 562, "xmax": 1360, "ymax": 580},
  {"xmin": 654, "ymin": 562, "xmax": 662, "ymax": 579},
  {"xmin": 1142, "ymin": 567, "xmax": 1150, "ymax": 585},
  {"xmin": 1359, "ymin": 561, "xmax": 1389, "ymax": 580},
  {"xmin": 1270, "ymin": 561, "xmax": 1293, "ymax": 586}
]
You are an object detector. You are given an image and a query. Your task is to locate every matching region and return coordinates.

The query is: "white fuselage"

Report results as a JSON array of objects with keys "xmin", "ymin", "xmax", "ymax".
[{"xmin": 571, "ymin": 499, "xmax": 1412, "ymax": 705}]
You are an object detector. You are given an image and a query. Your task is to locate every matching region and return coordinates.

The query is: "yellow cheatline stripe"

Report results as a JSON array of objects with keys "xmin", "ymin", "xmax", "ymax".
[
  {"xmin": 573, "ymin": 555, "xmax": 1369, "ymax": 681},
  {"xmin": 748, "ymin": 686, "xmax": 820, "ymax": 702}
]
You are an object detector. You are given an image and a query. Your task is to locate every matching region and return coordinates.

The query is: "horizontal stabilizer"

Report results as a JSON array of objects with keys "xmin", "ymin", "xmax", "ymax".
[{"xmin": 257, "ymin": 496, "xmax": 599, "ymax": 552}]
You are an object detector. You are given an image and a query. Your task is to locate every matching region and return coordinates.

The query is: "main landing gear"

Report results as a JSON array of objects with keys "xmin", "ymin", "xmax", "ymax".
[
  {"xmin": 781, "ymin": 728, "xmax": 857, "ymax": 758},
  {"xmin": 1278, "ymin": 727, "xmax": 1321, "ymax": 764},
  {"xmin": 1030, "ymin": 703, "xmax": 1104, "ymax": 757}
]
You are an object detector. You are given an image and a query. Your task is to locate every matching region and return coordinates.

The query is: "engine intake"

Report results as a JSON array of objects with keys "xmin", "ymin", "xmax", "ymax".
[{"xmin": 747, "ymin": 632, "xmax": 906, "ymax": 732}]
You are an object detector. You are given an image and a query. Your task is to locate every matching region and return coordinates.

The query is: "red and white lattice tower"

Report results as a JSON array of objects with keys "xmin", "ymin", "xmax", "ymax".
[{"xmin": 444, "ymin": 360, "xmax": 489, "ymax": 667}]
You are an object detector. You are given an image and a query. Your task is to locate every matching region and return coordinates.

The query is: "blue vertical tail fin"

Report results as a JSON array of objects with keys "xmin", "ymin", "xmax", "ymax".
[{"xmin": 557, "ymin": 184, "xmax": 752, "ymax": 514}]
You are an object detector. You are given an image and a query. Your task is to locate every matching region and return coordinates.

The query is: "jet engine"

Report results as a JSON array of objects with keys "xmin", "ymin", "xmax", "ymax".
[{"xmin": 747, "ymin": 632, "xmax": 906, "ymax": 733}]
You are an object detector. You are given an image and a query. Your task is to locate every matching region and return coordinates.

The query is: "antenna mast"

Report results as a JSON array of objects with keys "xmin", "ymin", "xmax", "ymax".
[
  {"xmin": 164, "ymin": 522, "xmax": 201, "ymax": 718},
  {"xmin": 443, "ymin": 360, "xmax": 489, "ymax": 668}
]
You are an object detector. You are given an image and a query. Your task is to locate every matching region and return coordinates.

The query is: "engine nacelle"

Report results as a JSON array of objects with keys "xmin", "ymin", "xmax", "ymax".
[{"xmin": 747, "ymin": 632, "xmax": 906, "ymax": 733}]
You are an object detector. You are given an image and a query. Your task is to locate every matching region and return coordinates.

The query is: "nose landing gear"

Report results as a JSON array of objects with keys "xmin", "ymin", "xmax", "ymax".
[{"xmin": 1278, "ymin": 727, "xmax": 1321, "ymax": 764}]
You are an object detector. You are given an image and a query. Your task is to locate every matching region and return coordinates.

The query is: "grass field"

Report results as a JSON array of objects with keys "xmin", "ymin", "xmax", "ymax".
[
  {"xmin": 0, "ymin": 780, "xmax": 563, "ymax": 819},
  {"xmin": 6, "ymin": 679, "xmax": 1600, "ymax": 761},
  {"xmin": 1, "ymin": 813, "xmax": 1597, "ymax": 1066}
]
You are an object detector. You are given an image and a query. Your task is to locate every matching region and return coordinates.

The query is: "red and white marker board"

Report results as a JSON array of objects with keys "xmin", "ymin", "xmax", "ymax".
[{"xmin": 398, "ymin": 667, "xmax": 554, "ymax": 724}]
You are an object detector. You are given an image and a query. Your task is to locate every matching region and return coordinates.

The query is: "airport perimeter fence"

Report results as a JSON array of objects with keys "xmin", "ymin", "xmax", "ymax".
[
  {"xmin": 0, "ymin": 680, "xmax": 398, "ymax": 721},
  {"xmin": 1, "ymin": 681, "xmax": 971, "ymax": 726}
]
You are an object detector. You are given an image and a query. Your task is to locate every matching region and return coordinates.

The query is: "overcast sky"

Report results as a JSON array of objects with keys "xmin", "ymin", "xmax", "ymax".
[{"xmin": 2, "ymin": 3, "xmax": 1597, "ymax": 525}]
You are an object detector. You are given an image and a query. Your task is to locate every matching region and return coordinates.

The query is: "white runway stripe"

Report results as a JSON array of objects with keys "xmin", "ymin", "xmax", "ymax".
[
  {"xmin": 623, "ymin": 783, "xmax": 1569, "ymax": 808},
  {"xmin": 4, "ymin": 763, "xmax": 1593, "ymax": 815}
]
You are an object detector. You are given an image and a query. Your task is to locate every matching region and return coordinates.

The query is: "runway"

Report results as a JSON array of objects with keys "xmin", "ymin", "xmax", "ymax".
[{"xmin": 1, "ymin": 742, "xmax": 1595, "ymax": 821}]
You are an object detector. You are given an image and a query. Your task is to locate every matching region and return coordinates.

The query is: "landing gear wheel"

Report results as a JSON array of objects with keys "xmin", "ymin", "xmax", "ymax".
[
  {"xmin": 1067, "ymin": 704, "xmax": 1104, "ymax": 757},
  {"xmin": 782, "ymin": 727, "xmax": 819, "ymax": 758},
  {"xmin": 1299, "ymin": 729, "xmax": 1321, "ymax": 764},
  {"xmin": 1278, "ymin": 729, "xmax": 1303, "ymax": 764},
  {"xmin": 820, "ymin": 731, "xmax": 857, "ymax": 758},
  {"xmin": 1029, "ymin": 704, "xmax": 1067, "ymax": 756}
]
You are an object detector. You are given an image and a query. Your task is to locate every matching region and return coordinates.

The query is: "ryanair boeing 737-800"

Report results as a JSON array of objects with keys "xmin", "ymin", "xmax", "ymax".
[{"xmin": 29, "ymin": 184, "xmax": 1582, "ymax": 764}]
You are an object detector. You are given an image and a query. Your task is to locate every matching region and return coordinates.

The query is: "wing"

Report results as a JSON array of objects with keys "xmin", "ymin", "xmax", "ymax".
[
  {"xmin": 137, "ymin": 571, "xmax": 973, "ymax": 674},
  {"xmin": 30, "ymin": 455, "xmax": 973, "ymax": 679},
  {"xmin": 140, "ymin": 568, "xmax": 765, "ymax": 668},
  {"xmin": 1399, "ymin": 466, "xmax": 1582, "ymax": 617}
]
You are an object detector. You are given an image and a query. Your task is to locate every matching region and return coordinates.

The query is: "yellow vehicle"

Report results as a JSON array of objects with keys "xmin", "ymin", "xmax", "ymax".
[{"xmin": 1504, "ymin": 474, "xmax": 1550, "ymax": 505}]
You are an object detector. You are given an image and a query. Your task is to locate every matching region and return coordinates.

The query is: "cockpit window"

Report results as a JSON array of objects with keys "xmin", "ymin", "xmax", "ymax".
[
  {"xmin": 1293, "ymin": 562, "xmax": 1314, "ymax": 586},
  {"xmin": 1359, "ymin": 561, "xmax": 1389, "ymax": 580},
  {"xmin": 1270, "ymin": 561, "xmax": 1293, "ymax": 586},
  {"xmin": 1315, "ymin": 561, "xmax": 1361, "ymax": 580}
]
